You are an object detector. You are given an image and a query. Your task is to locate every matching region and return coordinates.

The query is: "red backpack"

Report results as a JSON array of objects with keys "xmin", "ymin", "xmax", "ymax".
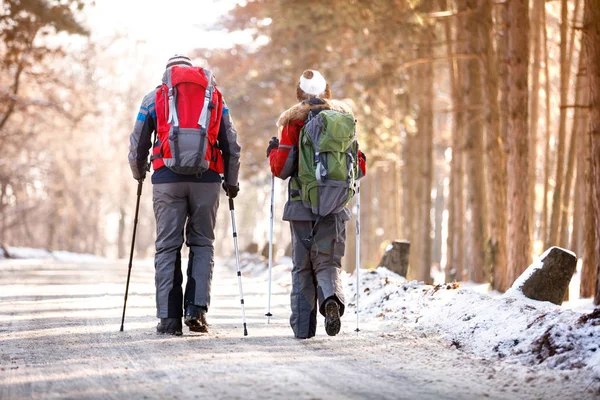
[{"xmin": 151, "ymin": 66, "xmax": 224, "ymax": 175}]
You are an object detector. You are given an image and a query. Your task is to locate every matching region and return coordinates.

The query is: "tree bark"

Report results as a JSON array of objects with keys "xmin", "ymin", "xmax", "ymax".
[
  {"xmin": 571, "ymin": 56, "xmax": 589, "ymax": 254},
  {"xmin": 418, "ymin": 25, "xmax": 434, "ymax": 285},
  {"xmin": 117, "ymin": 207, "xmax": 126, "ymax": 259},
  {"xmin": 506, "ymin": 0, "xmax": 531, "ymax": 286},
  {"xmin": 497, "ymin": 2, "xmax": 509, "ymax": 152},
  {"xmin": 548, "ymin": 0, "xmax": 572, "ymax": 248},
  {"xmin": 540, "ymin": 3, "xmax": 552, "ymax": 246},
  {"xmin": 443, "ymin": 0, "xmax": 465, "ymax": 282},
  {"xmin": 528, "ymin": 0, "xmax": 543, "ymax": 252},
  {"xmin": 582, "ymin": 0, "xmax": 600, "ymax": 305},
  {"xmin": 560, "ymin": 51, "xmax": 585, "ymax": 249},
  {"xmin": 460, "ymin": 0, "xmax": 488, "ymax": 283},
  {"xmin": 432, "ymin": 177, "xmax": 444, "ymax": 267},
  {"xmin": 580, "ymin": 98, "xmax": 596, "ymax": 298},
  {"xmin": 479, "ymin": 0, "xmax": 508, "ymax": 291}
]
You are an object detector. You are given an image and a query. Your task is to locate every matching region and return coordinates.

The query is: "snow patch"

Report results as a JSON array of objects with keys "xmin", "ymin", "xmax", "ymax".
[
  {"xmin": 225, "ymin": 253, "xmax": 600, "ymax": 378},
  {"xmin": 0, "ymin": 246, "xmax": 106, "ymax": 263}
]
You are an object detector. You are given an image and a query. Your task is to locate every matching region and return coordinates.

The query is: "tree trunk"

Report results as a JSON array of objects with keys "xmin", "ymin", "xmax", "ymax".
[
  {"xmin": 548, "ymin": 0, "xmax": 572, "ymax": 249},
  {"xmin": 364, "ymin": 172, "xmax": 375, "ymax": 268},
  {"xmin": 540, "ymin": 2, "xmax": 552, "ymax": 246},
  {"xmin": 479, "ymin": 0, "xmax": 508, "ymax": 291},
  {"xmin": 580, "ymin": 99, "xmax": 596, "ymax": 298},
  {"xmin": 383, "ymin": 163, "xmax": 399, "ymax": 243},
  {"xmin": 418, "ymin": 27, "xmax": 434, "ymax": 285},
  {"xmin": 432, "ymin": 177, "xmax": 444, "ymax": 267},
  {"xmin": 572, "ymin": 55, "xmax": 590, "ymax": 257},
  {"xmin": 117, "ymin": 207, "xmax": 126, "ymax": 259},
  {"xmin": 580, "ymin": 132, "xmax": 597, "ymax": 297},
  {"xmin": 461, "ymin": 0, "xmax": 488, "ymax": 283},
  {"xmin": 528, "ymin": 0, "xmax": 543, "ymax": 252},
  {"xmin": 571, "ymin": 61, "xmax": 589, "ymax": 254},
  {"xmin": 443, "ymin": 1, "xmax": 464, "ymax": 282},
  {"xmin": 506, "ymin": 0, "xmax": 531, "ymax": 286},
  {"xmin": 583, "ymin": 0, "xmax": 600, "ymax": 305},
  {"xmin": 560, "ymin": 52, "xmax": 586, "ymax": 249},
  {"xmin": 497, "ymin": 2, "xmax": 509, "ymax": 151}
]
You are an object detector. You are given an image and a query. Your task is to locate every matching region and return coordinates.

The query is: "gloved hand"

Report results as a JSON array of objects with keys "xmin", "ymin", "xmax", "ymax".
[
  {"xmin": 132, "ymin": 162, "xmax": 149, "ymax": 181},
  {"xmin": 266, "ymin": 137, "xmax": 279, "ymax": 157},
  {"xmin": 222, "ymin": 182, "xmax": 239, "ymax": 198}
]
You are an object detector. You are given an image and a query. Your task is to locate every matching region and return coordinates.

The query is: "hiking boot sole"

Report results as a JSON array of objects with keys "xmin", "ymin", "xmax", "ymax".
[
  {"xmin": 156, "ymin": 322, "xmax": 183, "ymax": 336},
  {"xmin": 157, "ymin": 330, "xmax": 183, "ymax": 336},
  {"xmin": 324, "ymin": 301, "xmax": 341, "ymax": 336}
]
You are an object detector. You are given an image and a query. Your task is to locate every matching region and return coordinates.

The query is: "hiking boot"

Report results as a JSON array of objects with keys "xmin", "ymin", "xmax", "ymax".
[
  {"xmin": 184, "ymin": 305, "xmax": 209, "ymax": 333},
  {"xmin": 324, "ymin": 299, "xmax": 341, "ymax": 336},
  {"xmin": 157, "ymin": 318, "xmax": 183, "ymax": 336}
]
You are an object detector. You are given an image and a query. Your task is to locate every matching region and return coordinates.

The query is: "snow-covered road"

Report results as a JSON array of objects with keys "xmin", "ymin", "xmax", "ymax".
[{"xmin": 0, "ymin": 258, "xmax": 598, "ymax": 399}]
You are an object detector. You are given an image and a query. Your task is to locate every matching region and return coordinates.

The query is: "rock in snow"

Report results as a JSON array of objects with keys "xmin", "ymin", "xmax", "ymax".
[{"xmin": 506, "ymin": 247, "xmax": 577, "ymax": 305}]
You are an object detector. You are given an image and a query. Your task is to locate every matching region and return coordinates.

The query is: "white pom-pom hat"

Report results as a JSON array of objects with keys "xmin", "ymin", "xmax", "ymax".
[{"xmin": 296, "ymin": 70, "xmax": 331, "ymax": 101}]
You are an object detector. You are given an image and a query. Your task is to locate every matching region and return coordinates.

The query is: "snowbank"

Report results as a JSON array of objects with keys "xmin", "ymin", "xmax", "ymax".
[
  {"xmin": 231, "ymin": 252, "xmax": 600, "ymax": 378},
  {"xmin": 346, "ymin": 266, "xmax": 600, "ymax": 377},
  {"xmin": 0, "ymin": 246, "xmax": 106, "ymax": 263}
]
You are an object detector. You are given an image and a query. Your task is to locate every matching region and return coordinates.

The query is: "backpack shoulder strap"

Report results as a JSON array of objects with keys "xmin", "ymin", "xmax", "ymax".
[
  {"xmin": 164, "ymin": 68, "xmax": 180, "ymax": 127},
  {"xmin": 198, "ymin": 68, "xmax": 216, "ymax": 131}
]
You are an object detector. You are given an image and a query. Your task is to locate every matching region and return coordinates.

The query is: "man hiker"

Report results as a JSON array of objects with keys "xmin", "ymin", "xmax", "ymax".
[
  {"xmin": 128, "ymin": 54, "xmax": 241, "ymax": 336},
  {"xmin": 267, "ymin": 70, "xmax": 366, "ymax": 338}
]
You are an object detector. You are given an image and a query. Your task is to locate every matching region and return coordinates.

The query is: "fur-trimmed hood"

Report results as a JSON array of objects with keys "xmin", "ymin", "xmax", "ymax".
[{"xmin": 276, "ymin": 98, "xmax": 353, "ymax": 127}]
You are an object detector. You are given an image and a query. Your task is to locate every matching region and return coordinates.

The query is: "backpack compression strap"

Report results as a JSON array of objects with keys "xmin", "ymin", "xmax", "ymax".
[
  {"xmin": 198, "ymin": 69, "xmax": 215, "ymax": 132},
  {"xmin": 164, "ymin": 69, "xmax": 182, "ymax": 165},
  {"xmin": 166, "ymin": 69, "xmax": 179, "ymax": 128},
  {"xmin": 195, "ymin": 68, "xmax": 216, "ymax": 168}
]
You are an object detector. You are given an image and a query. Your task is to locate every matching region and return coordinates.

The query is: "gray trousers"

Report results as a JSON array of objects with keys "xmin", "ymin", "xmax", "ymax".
[
  {"xmin": 153, "ymin": 182, "xmax": 220, "ymax": 318},
  {"xmin": 289, "ymin": 215, "xmax": 346, "ymax": 338}
]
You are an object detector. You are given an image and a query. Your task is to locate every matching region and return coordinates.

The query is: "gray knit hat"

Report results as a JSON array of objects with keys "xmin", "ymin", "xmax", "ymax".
[{"xmin": 166, "ymin": 54, "xmax": 192, "ymax": 69}]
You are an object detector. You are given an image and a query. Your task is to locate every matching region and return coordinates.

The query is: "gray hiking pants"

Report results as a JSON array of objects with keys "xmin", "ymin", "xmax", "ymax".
[
  {"xmin": 153, "ymin": 182, "xmax": 220, "ymax": 318},
  {"xmin": 289, "ymin": 215, "xmax": 346, "ymax": 338}
]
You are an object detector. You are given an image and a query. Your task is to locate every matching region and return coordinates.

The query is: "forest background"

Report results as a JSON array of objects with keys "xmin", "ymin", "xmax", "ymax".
[{"xmin": 2, "ymin": 0, "xmax": 600, "ymax": 303}]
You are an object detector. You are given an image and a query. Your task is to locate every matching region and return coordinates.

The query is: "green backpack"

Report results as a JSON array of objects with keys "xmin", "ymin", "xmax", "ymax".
[{"xmin": 297, "ymin": 109, "xmax": 359, "ymax": 216}]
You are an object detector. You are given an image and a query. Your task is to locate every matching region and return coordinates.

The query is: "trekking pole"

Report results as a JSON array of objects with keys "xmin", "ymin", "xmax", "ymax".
[
  {"xmin": 355, "ymin": 181, "xmax": 361, "ymax": 333},
  {"xmin": 120, "ymin": 178, "xmax": 144, "ymax": 332},
  {"xmin": 266, "ymin": 174, "xmax": 275, "ymax": 323},
  {"xmin": 229, "ymin": 196, "xmax": 248, "ymax": 336}
]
